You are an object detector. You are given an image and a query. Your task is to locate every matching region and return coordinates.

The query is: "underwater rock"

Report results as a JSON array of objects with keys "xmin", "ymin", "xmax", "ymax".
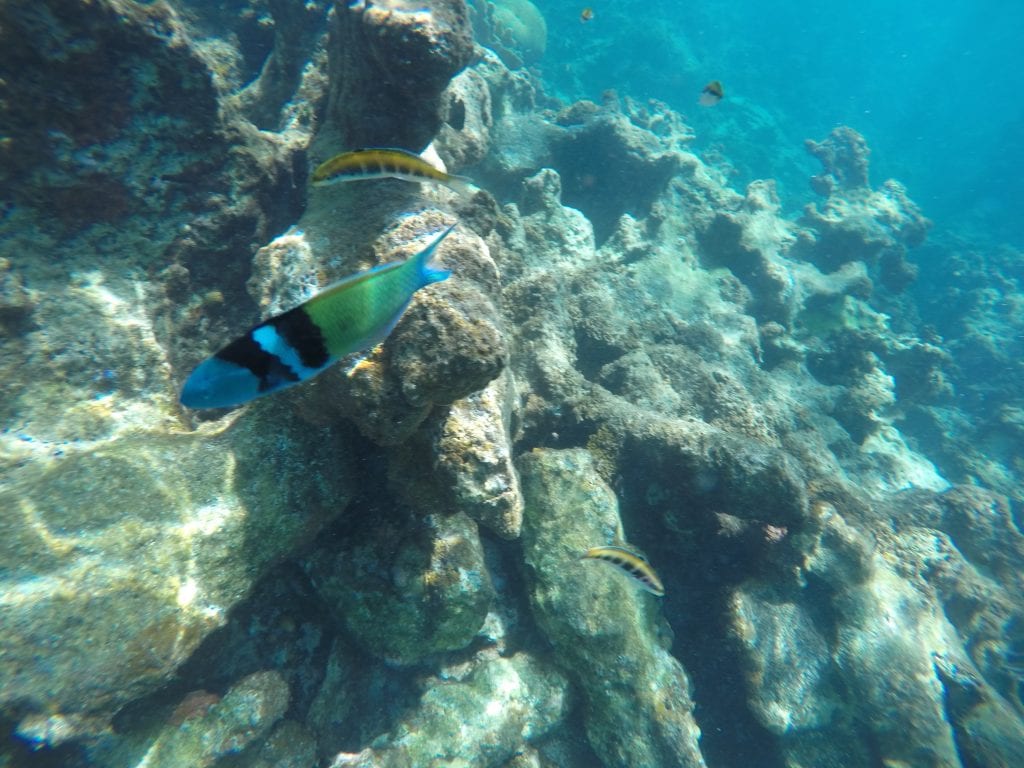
[
  {"xmin": 730, "ymin": 581, "xmax": 870, "ymax": 767},
  {"xmin": 305, "ymin": 638, "xmax": 358, "ymax": 758},
  {"xmin": 391, "ymin": 269, "xmax": 507, "ymax": 409},
  {"xmin": 833, "ymin": 566, "xmax": 963, "ymax": 767},
  {"xmin": 434, "ymin": 369, "xmax": 525, "ymax": 539},
  {"xmin": 727, "ymin": 487, "xmax": 1024, "ymax": 768},
  {"xmin": 305, "ymin": 511, "xmax": 494, "ymax": 665},
  {"xmin": 241, "ymin": 719, "xmax": 320, "ymax": 768},
  {"xmin": 108, "ymin": 670, "xmax": 290, "ymax": 768},
  {"xmin": 551, "ymin": 106, "xmax": 682, "ymax": 243},
  {"xmin": 517, "ymin": 169, "xmax": 597, "ymax": 269},
  {"xmin": 0, "ymin": 0, "xmax": 306, "ymax": 272},
  {"xmin": 328, "ymin": 653, "xmax": 569, "ymax": 768},
  {"xmin": 798, "ymin": 127, "xmax": 932, "ymax": 274},
  {"xmin": 229, "ymin": 0, "xmax": 331, "ymax": 131},
  {"xmin": 319, "ymin": 0, "xmax": 474, "ymax": 152},
  {"xmin": 519, "ymin": 448, "xmax": 706, "ymax": 768},
  {"xmin": 0, "ymin": 1, "xmax": 220, "ymax": 232},
  {"xmin": 0, "ymin": 400, "xmax": 355, "ymax": 742},
  {"xmin": 900, "ymin": 240, "xmax": 1023, "ymax": 498},
  {"xmin": 0, "ymin": 257, "xmax": 34, "ymax": 331},
  {"xmin": 621, "ymin": 418, "xmax": 810, "ymax": 530},
  {"xmin": 0, "ymin": 0, "xmax": 312, "ymax": 448},
  {"xmin": 438, "ymin": 65, "xmax": 495, "ymax": 171},
  {"xmin": 697, "ymin": 179, "xmax": 801, "ymax": 324}
]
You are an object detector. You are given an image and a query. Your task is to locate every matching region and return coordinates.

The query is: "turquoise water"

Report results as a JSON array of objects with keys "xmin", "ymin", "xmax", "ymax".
[{"xmin": 541, "ymin": 0, "xmax": 1024, "ymax": 245}]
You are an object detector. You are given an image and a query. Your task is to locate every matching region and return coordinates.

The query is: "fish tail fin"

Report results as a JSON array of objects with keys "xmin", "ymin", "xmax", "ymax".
[
  {"xmin": 413, "ymin": 224, "xmax": 456, "ymax": 285},
  {"xmin": 444, "ymin": 175, "xmax": 476, "ymax": 197}
]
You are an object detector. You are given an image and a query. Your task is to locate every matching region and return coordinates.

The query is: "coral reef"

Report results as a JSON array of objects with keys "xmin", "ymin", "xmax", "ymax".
[{"xmin": 3, "ymin": 3, "xmax": 1023, "ymax": 768}]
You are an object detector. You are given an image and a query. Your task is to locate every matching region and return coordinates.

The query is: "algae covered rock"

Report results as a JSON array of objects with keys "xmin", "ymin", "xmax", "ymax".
[
  {"xmin": 434, "ymin": 370, "xmax": 524, "ymax": 539},
  {"xmin": 305, "ymin": 511, "xmax": 494, "ymax": 665},
  {"xmin": 0, "ymin": 400, "xmax": 356, "ymax": 742},
  {"xmin": 97, "ymin": 671, "xmax": 291, "ymax": 768},
  {"xmin": 328, "ymin": 653, "xmax": 569, "ymax": 768},
  {"xmin": 518, "ymin": 447, "xmax": 706, "ymax": 768}
]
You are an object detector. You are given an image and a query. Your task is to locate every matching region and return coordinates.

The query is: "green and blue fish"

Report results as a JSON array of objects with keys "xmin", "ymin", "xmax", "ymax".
[{"xmin": 180, "ymin": 226, "xmax": 454, "ymax": 409}]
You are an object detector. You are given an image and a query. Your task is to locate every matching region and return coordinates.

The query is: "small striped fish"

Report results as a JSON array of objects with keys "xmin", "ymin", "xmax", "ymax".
[
  {"xmin": 311, "ymin": 148, "xmax": 474, "ymax": 195},
  {"xmin": 582, "ymin": 545, "xmax": 665, "ymax": 597},
  {"xmin": 180, "ymin": 226, "xmax": 454, "ymax": 409}
]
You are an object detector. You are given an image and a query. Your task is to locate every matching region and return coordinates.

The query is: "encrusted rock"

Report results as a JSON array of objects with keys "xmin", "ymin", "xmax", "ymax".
[
  {"xmin": 102, "ymin": 671, "xmax": 290, "ymax": 768},
  {"xmin": 329, "ymin": 653, "xmax": 568, "ymax": 768},
  {"xmin": 0, "ymin": 401, "xmax": 355, "ymax": 742},
  {"xmin": 305, "ymin": 511, "xmax": 494, "ymax": 664},
  {"xmin": 550, "ymin": 107, "xmax": 682, "ymax": 242},
  {"xmin": 435, "ymin": 369, "xmax": 524, "ymax": 538},
  {"xmin": 697, "ymin": 179, "xmax": 801, "ymax": 324},
  {"xmin": 805, "ymin": 125, "xmax": 871, "ymax": 195},
  {"xmin": 798, "ymin": 127, "xmax": 932, "ymax": 273}
]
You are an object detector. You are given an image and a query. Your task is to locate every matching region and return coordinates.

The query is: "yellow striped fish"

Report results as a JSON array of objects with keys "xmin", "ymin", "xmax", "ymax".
[
  {"xmin": 581, "ymin": 545, "xmax": 665, "ymax": 597},
  {"xmin": 311, "ymin": 148, "xmax": 474, "ymax": 195}
]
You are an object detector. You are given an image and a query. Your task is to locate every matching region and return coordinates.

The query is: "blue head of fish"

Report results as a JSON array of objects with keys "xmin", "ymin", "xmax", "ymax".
[{"xmin": 180, "ymin": 356, "xmax": 263, "ymax": 409}]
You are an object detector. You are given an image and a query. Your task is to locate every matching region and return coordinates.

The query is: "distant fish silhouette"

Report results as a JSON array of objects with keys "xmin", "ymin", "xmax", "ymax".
[
  {"xmin": 699, "ymin": 80, "xmax": 724, "ymax": 107},
  {"xmin": 580, "ymin": 7, "xmax": 594, "ymax": 23}
]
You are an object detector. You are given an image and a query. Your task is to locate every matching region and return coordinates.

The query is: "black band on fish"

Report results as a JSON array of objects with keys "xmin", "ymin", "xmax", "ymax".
[
  {"xmin": 215, "ymin": 332, "xmax": 302, "ymax": 392},
  {"xmin": 269, "ymin": 307, "xmax": 330, "ymax": 370}
]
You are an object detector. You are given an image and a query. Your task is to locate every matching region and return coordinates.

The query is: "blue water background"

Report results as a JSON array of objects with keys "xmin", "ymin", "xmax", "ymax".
[{"xmin": 537, "ymin": 0, "xmax": 1024, "ymax": 247}]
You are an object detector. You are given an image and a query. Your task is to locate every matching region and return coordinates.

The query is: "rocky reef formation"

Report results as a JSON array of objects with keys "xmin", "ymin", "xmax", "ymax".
[{"xmin": 2, "ymin": 2, "xmax": 1022, "ymax": 767}]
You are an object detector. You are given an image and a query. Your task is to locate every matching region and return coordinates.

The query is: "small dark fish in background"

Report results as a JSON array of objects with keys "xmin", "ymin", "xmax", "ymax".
[
  {"xmin": 699, "ymin": 80, "xmax": 724, "ymax": 107},
  {"xmin": 580, "ymin": 7, "xmax": 595, "ymax": 23},
  {"xmin": 581, "ymin": 544, "xmax": 665, "ymax": 597}
]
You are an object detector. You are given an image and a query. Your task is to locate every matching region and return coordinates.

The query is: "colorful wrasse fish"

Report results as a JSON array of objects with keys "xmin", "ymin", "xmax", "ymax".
[
  {"xmin": 699, "ymin": 80, "xmax": 724, "ymax": 107},
  {"xmin": 179, "ymin": 226, "xmax": 455, "ymax": 409},
  {"xmin": 310, "ymin": 148, "xmax": 474, "ymax": 195},
  {"xmin": 582, "ymin": 544, "xmax": 665, "ymax": 597}
]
